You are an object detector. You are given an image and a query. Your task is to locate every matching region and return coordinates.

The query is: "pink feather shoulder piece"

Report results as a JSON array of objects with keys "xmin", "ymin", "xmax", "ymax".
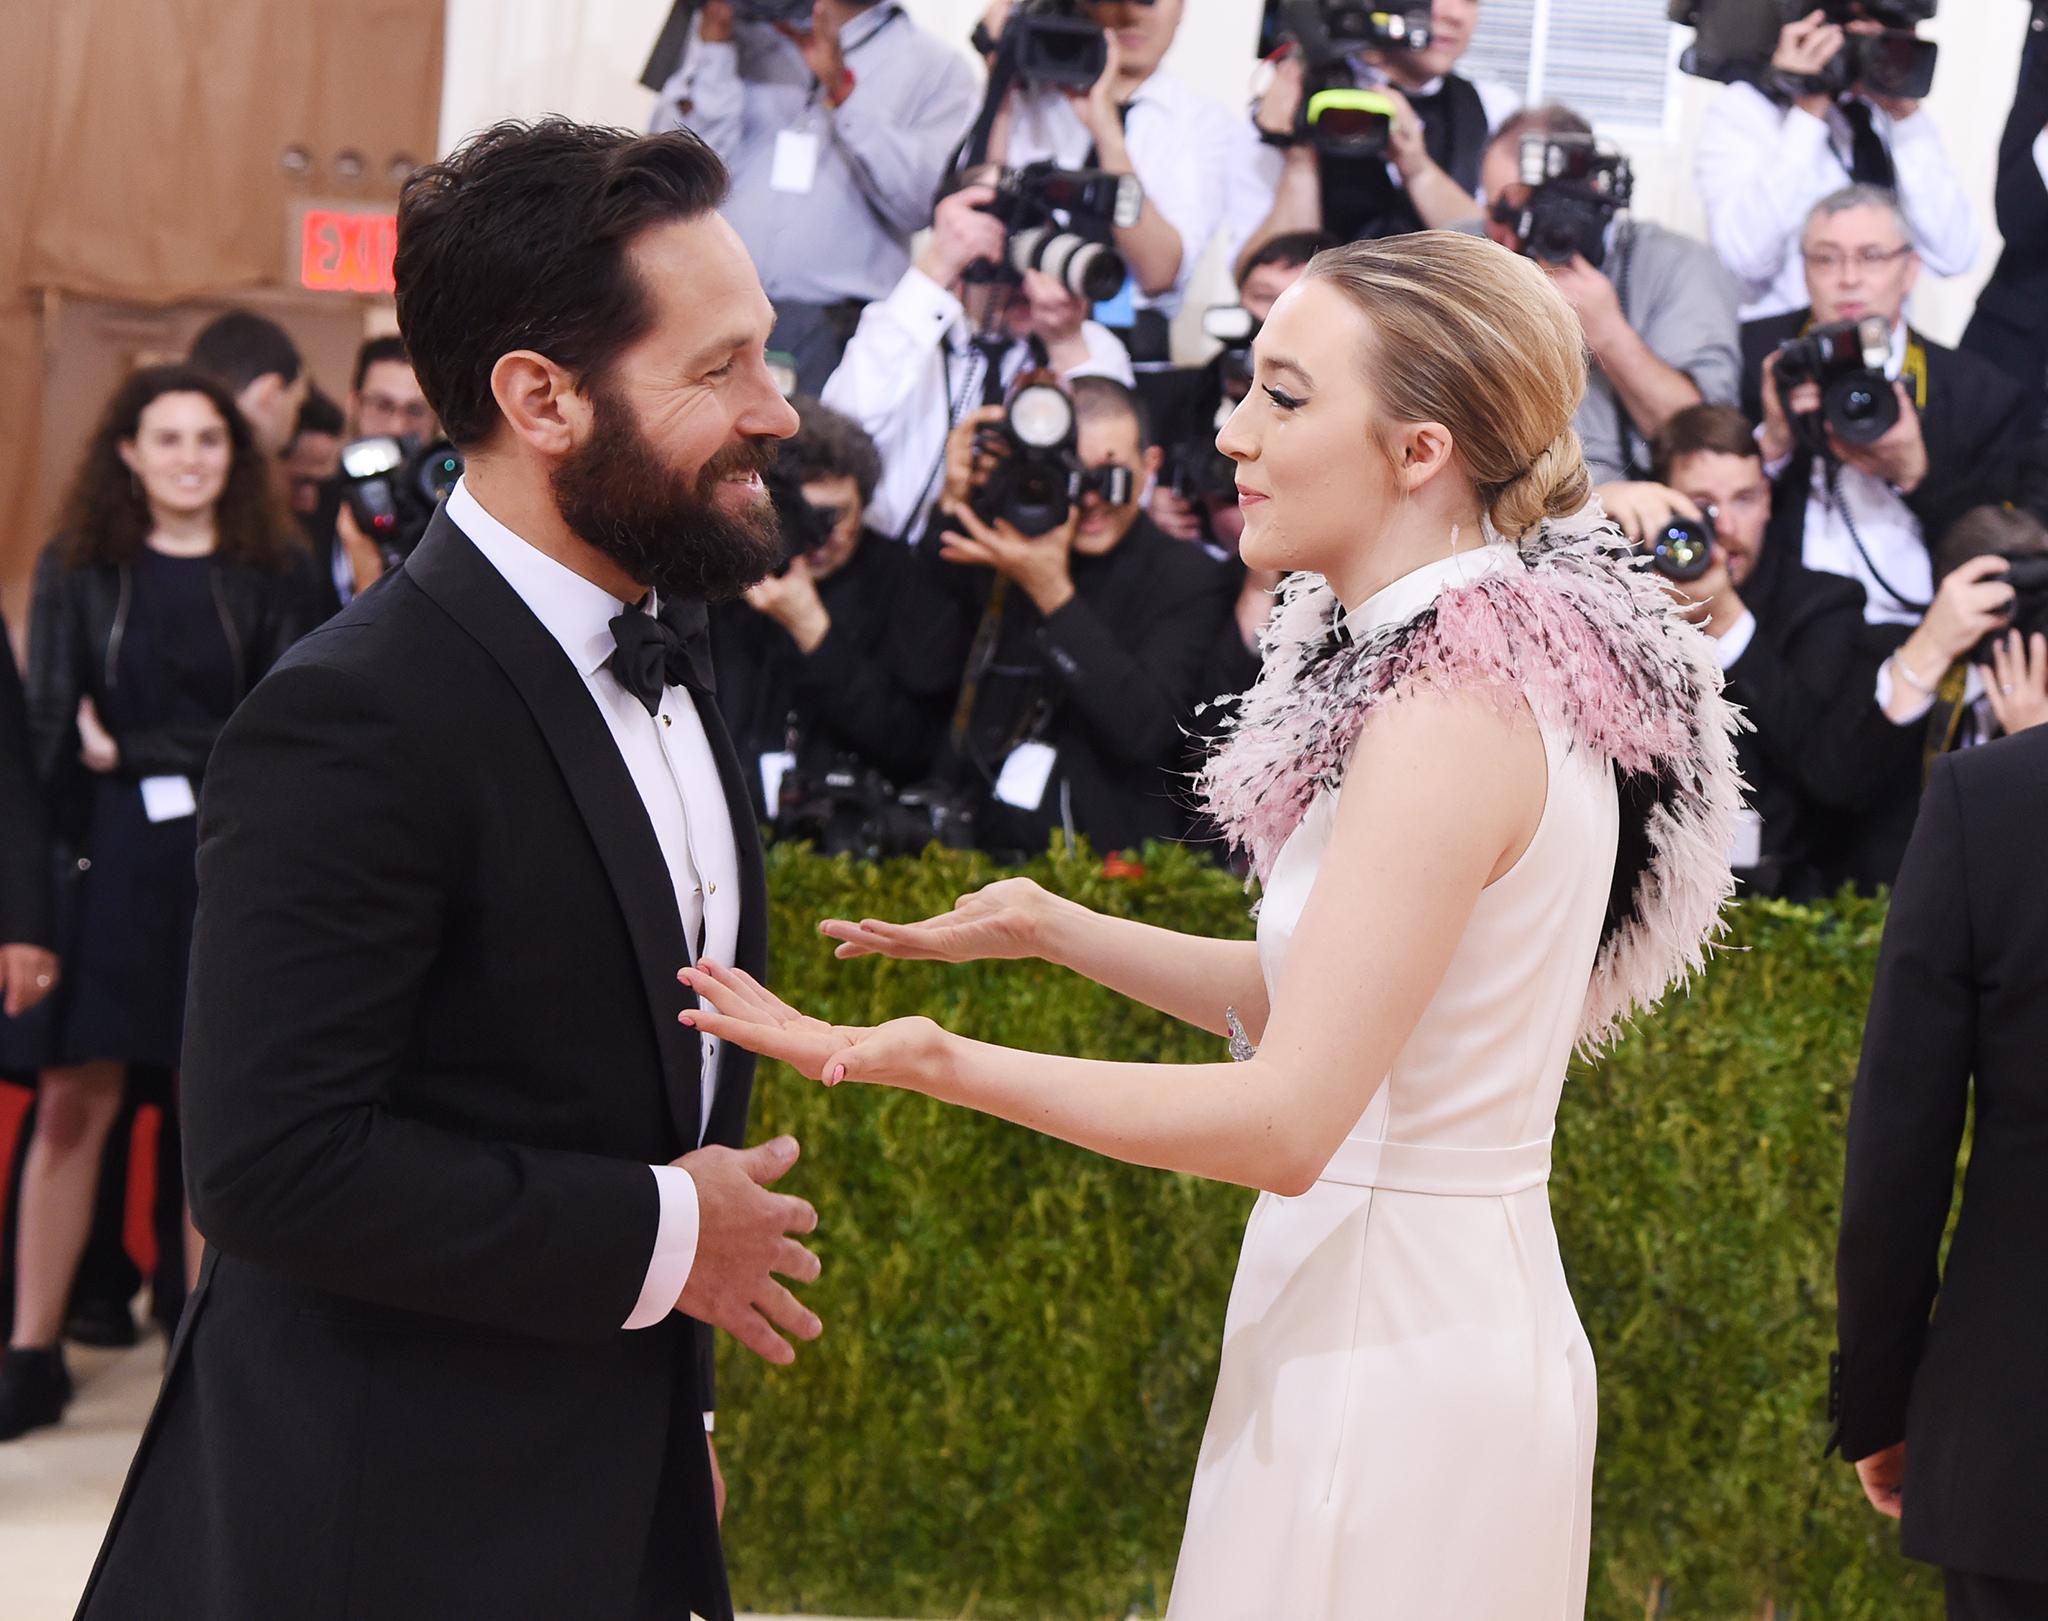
[{"xmin": 1195, "ymin": 509, "xmax": 1746, "ymax": 1053}]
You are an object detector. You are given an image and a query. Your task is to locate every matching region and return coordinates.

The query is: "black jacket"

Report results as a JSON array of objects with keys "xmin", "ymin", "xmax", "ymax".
[
  {"xmin": 0, "ymin": 645, "xmax": 52, "ymax": 949},
  {"xmin": 896, "ymin": 512, "xmax": 1235, "ymax": 857},
  {"xmin": 1831, "ymin": 727, "xmax": 2048, "ymax": 1583},
  {"xmin": 710, "ymin": 531, "xmax": 935, "ymax": 818},
  {"xmin": 1960, "ymin": 31, "xmax": 2048, "ymax": 392},
  {"xmin": 25, "ymin": 542, "xmax": 315, "ymax": 841},
  {"xmin": 77, "ymin": 509, "xmax": 762, "ymax": 1621},
  {"xmin": 1739, "ymin": 312, "xmax": 2037, "ymax": 560}
]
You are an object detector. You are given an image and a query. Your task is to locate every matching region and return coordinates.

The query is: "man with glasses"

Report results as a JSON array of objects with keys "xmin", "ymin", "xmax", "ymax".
[{"xmin": 306, "ymin": 336, "xmax": 441, "ymax": 620}]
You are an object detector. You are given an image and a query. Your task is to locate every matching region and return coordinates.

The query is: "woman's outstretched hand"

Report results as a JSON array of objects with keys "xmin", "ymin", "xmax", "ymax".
[
  {"xmin": 818, "ymin": 876, "xmax": 1065, "ymax": 964},
  {"xmin": 679, "ymin": 960, "xmax": 951, "ymax": 1091}
]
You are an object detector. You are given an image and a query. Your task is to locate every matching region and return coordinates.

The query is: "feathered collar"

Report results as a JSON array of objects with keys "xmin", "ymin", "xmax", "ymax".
[{"xmin": 1195, "ymin": 508, "xmax": 1745, "ymax": 1053}]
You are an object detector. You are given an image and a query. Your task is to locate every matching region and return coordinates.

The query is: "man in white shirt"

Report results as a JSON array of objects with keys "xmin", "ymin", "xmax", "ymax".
[
  {"xmin": 1694, "ymin": 7, "xmax": 1979, "ymax": 322},
  {"xmin": 821, "ymin": 177, "xmax": 1134, "ymax": 543},
  {"xmin": 77, "ymin": 119, "xmax": 821, "ymax": 1621}
]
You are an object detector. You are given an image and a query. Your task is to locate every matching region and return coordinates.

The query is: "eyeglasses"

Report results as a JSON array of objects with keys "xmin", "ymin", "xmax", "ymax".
[{"xmin": 1801, "ymin": 245, "xmax": 1913, "ymax": 276}]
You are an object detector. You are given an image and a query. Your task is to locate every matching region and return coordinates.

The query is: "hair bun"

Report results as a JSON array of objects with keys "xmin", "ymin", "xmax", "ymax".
[{"xmin": 1489, "ymin": 427, "xmax": 1592, "ymax": 541}]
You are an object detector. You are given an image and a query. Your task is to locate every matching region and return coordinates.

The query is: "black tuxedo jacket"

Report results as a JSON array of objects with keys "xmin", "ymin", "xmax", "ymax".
[
  {"xmin": 1832, "ymin": 727, "xmax": 2048, "ymax": 1582},
  {"xmin": 0, "ymin": 645, "xmax": 52, "ymax": 950},
  {"xmin": 1739, "ymin": 311, "xmax": 2037, "ymax": 557},
  {"xmin": 78, "ymin": 507, "xmax": 766, "ymax": 1621}
]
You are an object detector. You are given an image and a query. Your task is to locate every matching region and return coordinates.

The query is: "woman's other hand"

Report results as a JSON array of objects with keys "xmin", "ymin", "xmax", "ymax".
[
  {"xmin": 77, "ymin": 697, "xmax": 119, "ymax": 774},
  {"xmin": 819, "ymin": 876, "xmax": 1066, "ymax": 963},
  {"xmin": 679, "ymin": 960, "xmax": 951, "ymax": 1091}
]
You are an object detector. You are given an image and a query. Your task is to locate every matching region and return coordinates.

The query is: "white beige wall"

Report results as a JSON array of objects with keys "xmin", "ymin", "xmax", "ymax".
[{"xmin": 441, "ymin": 0, "xmax": 2029, "ymax": 349}]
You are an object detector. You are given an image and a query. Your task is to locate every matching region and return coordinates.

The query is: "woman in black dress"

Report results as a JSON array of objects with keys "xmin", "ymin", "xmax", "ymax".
[{"xmin": 0, "ymin": 364, "xmax": 311, "ymax": 1438}]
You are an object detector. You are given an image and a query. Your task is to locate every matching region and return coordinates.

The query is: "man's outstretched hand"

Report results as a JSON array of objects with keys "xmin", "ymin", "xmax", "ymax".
[{"xmin": 673, "ymin": 1135, "xmax": 822, "ymax": 1366}]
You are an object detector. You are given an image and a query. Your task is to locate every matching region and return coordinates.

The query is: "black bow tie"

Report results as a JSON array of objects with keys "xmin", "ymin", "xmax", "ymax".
[{"xmin": 607, "ymin": 598, "xmax": 715, "ymax": 716}]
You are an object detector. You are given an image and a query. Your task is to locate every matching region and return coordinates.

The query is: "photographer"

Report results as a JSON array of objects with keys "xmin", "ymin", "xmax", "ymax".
[
  {"xmin": 820, "ymin": 177, "xmax": 1134, "ymax": 544},
  {"xmin": 1238, "ymin": 0, "xmax": 1517, "ymax": 260},
  {"xmin": 976, "ymin": 0, "xmax": 1247, "ymax": 359},
  {"xmin": 187, "ymin": 309, "xmax": 307, "ymax": 460},
  {"xmin": 709, "ymin": 397, "xmax": 934, "ymax": 821},
  {"xmin": 1479, "ymin": 106, "xmax": 1741, "ymax": 488},
  {"xmin": 653, "ymin": 0, "xmax": 978, "ymax": 395},
  {"xmin": 1150, "ymin": 229, "xmax": 1336, "ymax": 548},
  {"xmin": 1960, "ymin": 18, "xmax": 2048, "ymax": 392},
  {"xmin": 283, "ymin": 389, "xmax": 343, "ymax": 523},
  {"xmin": 1694, "ymin": 5, "xmax": 1979, "ymax": 321},
  {"xmin": 893, "ymin": 375, "xmax": 1233, "ymax": 858},
  {"xmin": 1742, "ymin": 186, "xmax": 2035, "ymax": 628}
]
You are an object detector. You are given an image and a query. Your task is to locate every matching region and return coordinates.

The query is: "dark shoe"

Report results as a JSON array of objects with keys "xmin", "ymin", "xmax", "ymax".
[
  {"xmin": 0, "ymin": 1346, "xmax": 72, "ymax": 1441},
  {"xmin": 64, "ymin": 1296, "xmax": 141, "ymax": 1349}
]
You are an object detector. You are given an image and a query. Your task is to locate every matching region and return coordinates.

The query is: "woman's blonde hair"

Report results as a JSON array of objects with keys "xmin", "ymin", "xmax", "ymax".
[{"xmin": 1302, "ymin": 231, "xmax": 1592, "ymax": 540}]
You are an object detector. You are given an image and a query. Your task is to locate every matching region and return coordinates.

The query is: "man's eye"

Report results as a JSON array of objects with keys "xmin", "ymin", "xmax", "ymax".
[
  {"xmin": 706, "ymin": 361, "xmax": 735, "ymax": 380},
  {"xmin": 1263, "ymin": 386, "xmax": 1304, "ymax": 411}
]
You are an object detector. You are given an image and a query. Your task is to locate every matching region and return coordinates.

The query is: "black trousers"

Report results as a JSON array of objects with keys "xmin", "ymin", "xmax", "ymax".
[{"xmin": 1948, "ymin": 1569, "xmax": 2048, "ymax": 1621}]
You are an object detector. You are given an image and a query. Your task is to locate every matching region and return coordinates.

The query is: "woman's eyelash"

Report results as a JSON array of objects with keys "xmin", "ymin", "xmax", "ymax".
[{"xmin": 1263, "ymin": 386, "xmax": 1304, "ymax": 411}]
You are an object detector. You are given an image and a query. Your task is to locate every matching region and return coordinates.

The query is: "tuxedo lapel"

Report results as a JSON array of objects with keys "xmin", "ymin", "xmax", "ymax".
[{"xmin": 405, "ymin": 510, "xmax": 705, "ymax": 1152}]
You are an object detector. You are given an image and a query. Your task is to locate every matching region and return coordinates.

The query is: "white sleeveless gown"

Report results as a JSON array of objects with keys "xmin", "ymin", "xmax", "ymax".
[{"xmin": 1168, "ymin": 548, "xmax": 1622, "ymax": 1620}]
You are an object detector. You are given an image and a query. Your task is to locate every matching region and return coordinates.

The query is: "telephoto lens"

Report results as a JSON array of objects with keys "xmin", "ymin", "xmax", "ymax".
[
  {"xmin": 1008, "ymin": 225, "xmax": 1128, "ymax": 302},
  {"xmin": 1646, "ymin": 509, "xmax": 1716, "ymax": 583}
]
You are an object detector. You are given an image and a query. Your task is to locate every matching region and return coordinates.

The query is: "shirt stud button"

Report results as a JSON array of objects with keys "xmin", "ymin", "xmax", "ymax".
[
  {"xmin": 707, "ymin": 882, "xmax": 717, "ymax": 896},
  {"xmin": 661, "ymin": 713, "xmax": 672, "ymax": 727}
]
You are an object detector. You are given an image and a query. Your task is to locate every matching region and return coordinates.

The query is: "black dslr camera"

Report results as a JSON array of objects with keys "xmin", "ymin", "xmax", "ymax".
[
  {"xmin": 1971, "ymin": 554, "xmax": 2048, "ymax": 664},
  {"xmin": 1265, "ymin": 1, "xmax": 1429, "ymax": 158},
  {"xmin": 732, "ymin": 0, "xmax": 815, "ymax": 21},
  {"xmin": 975, "ymin": 163, "xmax": 1142, "ymax": 303},
  {"xmin": 1670, "ymin": 0, "xmax": 1938, "ymax": 98},
  {"xmin": 773, "ymin": 763, "xmax": 979, "ymax": 861},
  {"xmin": 1494, "ymin": 135, "xmax": 1634, "ymax": 269},
  {"xmin": 1773, "ymin": 316, "xmax": 1899, "ymax": 451},
  {"xmin": 339, "ymin": 433, "xmax": 463, "ymax": 558},
  {"xmin": 1643, "ymin": 508, "xmax": 1717, "ymax": 583},
  {"xmin": 763, "ymin": 459, "xmax": 841, "ymax": 574},
  {"xmin": 996, "ymin": 0, "xmax": 1156, "ymax": 91},
  {"xmin": 970, "ymin": 380, "xmax": 1132, "ymax": 537}
]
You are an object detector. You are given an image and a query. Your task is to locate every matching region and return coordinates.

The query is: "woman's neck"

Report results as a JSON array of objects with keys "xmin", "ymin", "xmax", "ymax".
[
  {"xmin": 144, "ymin": 505, "xmax": 218, "ymax": 558},
  {"xmin": 1328, "ymin": 496, "xmax": 1488, "ymax": 613}
]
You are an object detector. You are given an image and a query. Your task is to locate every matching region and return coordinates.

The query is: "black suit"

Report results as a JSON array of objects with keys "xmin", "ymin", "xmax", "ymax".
[
  {"xmin": 0, "ymin": 645, "xmax": 51, "ymax": 953},
  {"xmin": 1832, "ymin": 728, "xmax": 2048, "ymax": 1616},
  {"xmin": 1961, "ymin": 30, "xmax": 2048, "ymax": 398},
  {"xmin": 78, "ymin": 508, "xmax": 764, "ymax": 1620}
]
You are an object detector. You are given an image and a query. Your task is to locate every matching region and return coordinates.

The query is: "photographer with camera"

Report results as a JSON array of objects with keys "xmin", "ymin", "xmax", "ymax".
[
  {"xmin": 1694, "ymin": 4, "xmax": 1979, "ymax": 322},
  {"xmin": 820, "ymin": 176, "xmax": 1134, "ymax": 545},
  {"xmin": 708, "ymin": 397, "xmax": 934, "ymax": 827},
  {"xmin": 651, "ymin": 0, "xmax": 979, "ymax": 396},
  {"xmin": 891, "ymin": 374, "xmax": 1233, "ymax": 858},
  {"xmin": 1478, "ymin": 106, "xmax": 1742, "ymax": 489},
  {"xmin": 973, "ymin": 0, "xmax": 1250, "ymax": 362},
  {"xmin": 1237, "ymin": 0, "xmax": 1517, "ymax": 261},
  {"xmin": 1150, "ymin": 229, "xmax": 1336, "ymax": 549},
  {"xmin": 1742, "ymin": 186, "xmax": 2036, "ymax": 629}
]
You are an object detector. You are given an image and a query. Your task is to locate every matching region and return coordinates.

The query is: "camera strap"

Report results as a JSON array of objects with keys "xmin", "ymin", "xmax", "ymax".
[
  {"xmin": 1823, "ymin": 458, "xmax": 1931, "ymax": 615},
  {"xmin": 948, "ymin": 575, "xmax": 1011, "ymax": 757}
]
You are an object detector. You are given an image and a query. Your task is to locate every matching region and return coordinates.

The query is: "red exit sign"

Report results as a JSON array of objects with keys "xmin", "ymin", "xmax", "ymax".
[{"xmin": 297, "ymin": 207, "xmax": 397, "ymax": 294}]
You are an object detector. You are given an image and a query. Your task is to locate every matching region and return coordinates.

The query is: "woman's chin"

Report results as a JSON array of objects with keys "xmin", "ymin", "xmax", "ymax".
[{"xmin": 1235, "ymin": 512, "xmax": 1281, "ymax": 573}]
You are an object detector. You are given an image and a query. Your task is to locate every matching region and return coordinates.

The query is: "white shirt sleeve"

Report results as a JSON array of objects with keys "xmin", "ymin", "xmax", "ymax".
[
  {"xmin": 1714, "ymin": 609, "xmax": 1758, "ymax": 668},
  {"xmin": 650, "ymin": 33, "xmax": 743, "ymax": 155},
  {"xmin": 1885, "ymin": 107, "xmax": 1983, "ymax": 279},
  {"xmin": 821, "ymin": 267, "xmax": 958, "ymax": 441},
  {"xmin": 1872, "ymin": 655, "xmax": 1939, "ymax": 725},
  {"xmin": 1068, "ymin": 321, "xmax": 1136, "ymax": 384},
  {"xmin": 1694, "ymin": 84, "xmax": 1838, "ymax": 304},
  {"xmin": 1122, "ymin": 89, "xmax": 1230, "ymax": 309},
  {"xmin": 622, "ymin": 1163, "xmax": 701, "ymax": 1330}
]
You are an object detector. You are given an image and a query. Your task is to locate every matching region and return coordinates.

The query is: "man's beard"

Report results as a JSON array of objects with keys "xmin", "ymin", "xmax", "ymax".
[{"xmin": 550, "ymin": 380, "xmax": 784, "ymax": 602}]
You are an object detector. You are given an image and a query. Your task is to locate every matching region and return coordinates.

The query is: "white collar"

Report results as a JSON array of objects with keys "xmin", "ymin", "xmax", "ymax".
[
  {"xmin": 1884, "ymin": 319, "xmax": 1908, "ymax": 380},
  {"xmin": 446, "ymin": 476, "xmax": 646, "ymax": 681},
  {"xmin": 1340, "ymin": 537, "xmax": 1518, "ymax": 640}
]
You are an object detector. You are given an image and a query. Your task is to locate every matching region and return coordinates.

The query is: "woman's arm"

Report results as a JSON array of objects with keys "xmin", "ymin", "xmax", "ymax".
[{"xmin": 701, "ymin": 688, "xmax": 1545, "ymax": 1195}]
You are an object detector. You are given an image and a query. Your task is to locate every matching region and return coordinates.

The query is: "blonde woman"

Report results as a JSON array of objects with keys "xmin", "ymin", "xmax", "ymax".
[{"xmin": 682, "ymin": 232, "xmax": 1743, "ymax": 1619}]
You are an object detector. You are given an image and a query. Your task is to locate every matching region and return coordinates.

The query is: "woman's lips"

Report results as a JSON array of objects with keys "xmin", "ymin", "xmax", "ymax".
[{"xmin": 1236, "ymin": 485, "xmax": 1269, "ymax": 507}]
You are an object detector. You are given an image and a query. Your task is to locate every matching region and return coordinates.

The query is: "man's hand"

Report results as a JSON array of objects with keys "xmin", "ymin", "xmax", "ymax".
[
  {"xmin": 76, "ymin": 696, "xmax": 119, "ymax": 775},
  {"xmin": 0, "ymin": 944, "xmax": 59, "ymax": 1020},
  {"xmin": 937, "ymin": 498, "xmax": 1077, "ymax": 615},
  {"xmin": 1854, "ymin": 1441, "xmax": 1905, "ymax": 1519},
  {"xmin": 1828, "ymin": 383, "xmax": 1928, "ymax": 494},
  {"xmin": 1148, "ymin": 482, "xmax": 1205, "ymax": 542},
  {"xmin": 335, "ymin": 503, "xmax": 388, "ymax": 598},
  {"xmin": 778, "ymin": 1, "xmax": 851, "ymax": 107},
  {"xmin": 1986, "ymin": 628, "xmax": 2048, "ymax": 738},
  {"xmin": 1380, "ymin": 85, "xmax": 1432, "ymax": 181},
  {"xmin": 1900, "ymin": 553, "xmax": 2016, "ymax": 675},
  {"xmin": 1599, "ymin": 480, "xmax": 1702, "ymax": 546},
  {"xmin": 1068, "ymin": 31, "xmax": 1126, "ymax": 145},
  {"xmin": 1544, "ymin": 255, "xmax": 1627, "ymax": 352},
  {"xmin": 672, "ymin": 1135, "xmax": 822, "ymax": 1367},
  {"xmin": 915, "ymin": 185, "xmax": 1007, "ymax": 287},
  {"xmin": 941, "ymin": 405, "xmax": 1009, "ymax": 513},
  {"xmin": 699, "ymin": 0, "xmax": 736, "ymax": 43},
  {"xmin": 1252, "ymin": 50, "xmax": 1306, "ymax": 140},
  {"xmin": 1774, "ymin": 9, "xmax": 1846, "ymax": 119},
  {"xmin": 1758, "ymin": 351, "xmax": 1816, "ymax": 467},
  {"xmin": 742, "ymin": 558, "xmax": 832, "ymax": 654},
  {"xmin": 976, "ymin": 0, "xmax": 1014, "ymax": 56}
]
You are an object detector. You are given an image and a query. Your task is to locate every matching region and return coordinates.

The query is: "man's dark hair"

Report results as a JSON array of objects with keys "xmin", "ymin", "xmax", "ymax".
[
  {"xmin": 189, "ymin": 309, "xmax": 303, "ymax": 390},
  {"xmin": 1240, "ymin": 230, "xmax": 1341, "ymax": 287},
  {"xmin": 1651, "ymin": 403, "xmax": 1760, "ymax": 484},
  {"xmin": 352, "ymin": 335, "xmax": 413, "ymax": 394},
  {"xmin": 783, "ymin": 395, "xmax": 883, "ymax": 508},
  {"xmin": 394, "ymin": 118, "xmax": 730, "ymax": 448},
  {"xmin": 295, "ymin": 386, "xmax": 345, "ymax": 441},
  {"xmin": 1935, "ymin": 504, "xmax": 2048, "ymax": 581},
  {"xmin": 1487, "ymin": 103, "xmax": 1595, "ymax": 156},
  {"xmin": 1071, "ymin": 375, "xmax": 1153, "ymax": 452}
]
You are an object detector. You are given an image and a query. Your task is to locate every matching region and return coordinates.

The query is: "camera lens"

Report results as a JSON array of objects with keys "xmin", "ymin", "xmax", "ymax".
[{"xmin": 1008, "ymin": 383, "xmax": 1075, "ymax": 450}]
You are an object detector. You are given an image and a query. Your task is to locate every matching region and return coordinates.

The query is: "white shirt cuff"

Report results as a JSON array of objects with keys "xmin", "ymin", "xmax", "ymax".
[
  {"xmin": 1875, "ymin": 657, "xmax": 1937, "ymax": 725},
  {"xmin": 704, "ymin": 1411, "xmax": 716, "ymax": 1432},
  {"xmin": 884, "ymin": 265, "xmax": 966, "ymax": 340},
  {"xmin": 1714, "ymin": 608, "xmax": 1757, "ymax": 668},
  {"xmin": 622, "ymin": 1163, "xmax": 700, "ymax": 1330}
]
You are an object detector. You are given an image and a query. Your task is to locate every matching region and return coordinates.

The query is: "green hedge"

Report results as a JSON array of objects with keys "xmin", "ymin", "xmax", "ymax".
[{"xmin": 716, "ymin": 842, "xmax": 1935, "ymax": 1620}]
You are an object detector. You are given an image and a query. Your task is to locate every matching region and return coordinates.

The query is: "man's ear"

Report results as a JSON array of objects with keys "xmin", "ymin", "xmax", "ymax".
[
  {"xmin": 1142, "ymin": 443, "xmax": 1164, "ymax": 481},
  {"xmin": 489, "ymin": 351, "xmax": 590, "ymax": 458}
]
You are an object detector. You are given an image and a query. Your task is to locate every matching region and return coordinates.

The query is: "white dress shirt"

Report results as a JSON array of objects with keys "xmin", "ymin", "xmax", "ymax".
[
  {"xmin": 1762, "ymin": 323, "xmax": 1931, "ymax": 627},
  {"xmin": 820, "ymin": 265, "xmax": 1133, "ymax": 543},
  {"xmin": 446, "ymin": 479, "xmax": 741, "ymax": 1349},
  {"xmin": 1694, "ymin": 81, "xmax": 1981, "ymax": 322}
]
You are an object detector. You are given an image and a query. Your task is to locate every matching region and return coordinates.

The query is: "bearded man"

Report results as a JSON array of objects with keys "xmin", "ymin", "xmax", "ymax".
[{"xmin": 76, "ymin": 119, "xmax": 822, "ymax": 1621}]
